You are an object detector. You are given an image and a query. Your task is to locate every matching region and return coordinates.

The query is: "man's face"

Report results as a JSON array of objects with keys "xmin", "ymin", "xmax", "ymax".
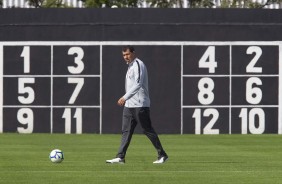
[{"xmin": 122, "ymin": 49, "xmax": 135, "ymax": 64}]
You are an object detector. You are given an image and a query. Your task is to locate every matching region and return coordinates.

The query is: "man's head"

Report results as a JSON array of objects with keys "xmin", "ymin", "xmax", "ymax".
[{"xmin": 122, "ymin": 45, "xmax": 136, "ymax": 64}]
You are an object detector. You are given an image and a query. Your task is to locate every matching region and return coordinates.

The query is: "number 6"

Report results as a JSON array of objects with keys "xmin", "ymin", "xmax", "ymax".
[{"xmin": 246, "ymin": 77, "xmax": 262, "ymax": 105}]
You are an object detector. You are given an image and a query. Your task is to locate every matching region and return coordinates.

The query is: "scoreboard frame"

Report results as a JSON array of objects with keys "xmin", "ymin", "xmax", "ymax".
[{"xmin": 0, "ymin": 41, "xmax": 281, "ymax": 134}]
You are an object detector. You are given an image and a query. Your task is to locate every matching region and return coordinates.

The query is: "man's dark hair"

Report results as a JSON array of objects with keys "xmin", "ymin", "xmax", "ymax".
[{"xmin": 122, "ymin": 45, "xmax": 135, "ymax": 53}]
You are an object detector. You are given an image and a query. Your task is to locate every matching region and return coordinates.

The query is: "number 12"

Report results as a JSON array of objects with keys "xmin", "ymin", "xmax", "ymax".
[{"xmin": 192, "ymin": 108, "xmax": 219, "ymax": 134}]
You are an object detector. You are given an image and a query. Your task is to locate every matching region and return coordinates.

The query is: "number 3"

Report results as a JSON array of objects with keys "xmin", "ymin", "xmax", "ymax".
[{"xmin": 68, "ymin": 47, "xmax": 85, "ymax": 74}]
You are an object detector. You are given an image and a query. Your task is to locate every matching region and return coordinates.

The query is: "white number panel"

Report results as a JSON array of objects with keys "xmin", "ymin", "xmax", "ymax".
[
  {"xmin": 0, "ymin": 43, "xmax": 101, "ymax": 134},
  {"xmin": 182, "ymin": 43, "xmax": 280, "ymax": 134}
]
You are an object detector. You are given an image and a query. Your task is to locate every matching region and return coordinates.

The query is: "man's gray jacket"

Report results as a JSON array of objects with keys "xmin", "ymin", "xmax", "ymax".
[{"xmin": 123, "ymin": 58, "xmax": 150, "ymax": 107}]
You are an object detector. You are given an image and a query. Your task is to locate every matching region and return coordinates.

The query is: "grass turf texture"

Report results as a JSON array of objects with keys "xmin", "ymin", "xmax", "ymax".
[{"xmin": 0, "ymin": 134, "xmax": 282, "ymax": 184}]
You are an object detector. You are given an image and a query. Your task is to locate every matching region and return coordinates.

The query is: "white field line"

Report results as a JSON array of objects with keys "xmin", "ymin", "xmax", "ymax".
[{"xmin": 1, "ymin": 170, "xmax": 282, "ymax": 173}]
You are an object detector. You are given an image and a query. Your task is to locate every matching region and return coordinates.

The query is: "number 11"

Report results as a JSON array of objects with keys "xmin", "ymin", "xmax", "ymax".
[{"xmin": 62, "ymin": 108, "xmax": 82, "ymax": 134}]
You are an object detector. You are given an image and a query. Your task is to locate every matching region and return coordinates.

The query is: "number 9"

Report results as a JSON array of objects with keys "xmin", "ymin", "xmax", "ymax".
[{"xmin": 17, "ymin": 108, "xmax": 34, "ymax": 134}]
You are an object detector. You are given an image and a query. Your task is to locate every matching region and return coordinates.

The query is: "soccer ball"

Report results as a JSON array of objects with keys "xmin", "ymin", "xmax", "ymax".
[{"xmin": 49, "ymin": 149, "xmax": 64, "ymax": 163}]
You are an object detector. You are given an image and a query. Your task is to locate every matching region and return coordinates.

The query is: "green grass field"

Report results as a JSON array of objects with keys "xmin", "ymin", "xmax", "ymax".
[{"xmin": 1, "ymin": 134, "xmax": 282, "ymax": 184}]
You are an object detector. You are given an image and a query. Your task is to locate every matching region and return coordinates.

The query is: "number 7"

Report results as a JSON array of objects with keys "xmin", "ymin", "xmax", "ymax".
[{"xmin": 68, "ymin": 78, "xmax": 84, "ymax": 104}]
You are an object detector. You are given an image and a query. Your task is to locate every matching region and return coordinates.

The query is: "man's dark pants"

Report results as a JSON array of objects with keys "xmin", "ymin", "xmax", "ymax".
[{"xmin": 116, "ymin": 107, "xmax": 167, "ymax": 159}]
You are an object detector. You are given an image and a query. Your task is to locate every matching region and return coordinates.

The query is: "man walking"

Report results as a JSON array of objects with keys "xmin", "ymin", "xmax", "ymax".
[{"xmin": 106, "ymin": 46, "xmax": 168, "ymax": 164}]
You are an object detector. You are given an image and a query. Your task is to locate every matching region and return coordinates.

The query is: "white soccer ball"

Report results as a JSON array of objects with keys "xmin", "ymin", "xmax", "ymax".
[{"xmin": 49, "ymin": 149, "xmax": 64, "ymax": 163}]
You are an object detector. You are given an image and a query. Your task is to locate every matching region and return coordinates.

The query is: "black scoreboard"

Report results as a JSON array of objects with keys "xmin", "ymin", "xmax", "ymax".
[{"xmin": 0, "ymin": 42, "xmax": 281, "ymax": 134}]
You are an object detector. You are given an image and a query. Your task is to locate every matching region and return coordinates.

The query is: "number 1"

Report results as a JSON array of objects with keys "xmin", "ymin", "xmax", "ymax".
[{"xmin": 20, "ymin": 46, "xmax": 30, "ymax": 73}]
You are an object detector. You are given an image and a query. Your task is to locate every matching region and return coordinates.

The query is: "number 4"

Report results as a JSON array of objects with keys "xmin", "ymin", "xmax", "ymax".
[{"xmin": 199, "ymin": 46, "xmax": 218, "ymax": 73}]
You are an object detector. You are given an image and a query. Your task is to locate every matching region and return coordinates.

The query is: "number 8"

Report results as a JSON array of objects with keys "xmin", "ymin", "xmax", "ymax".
[{"xmin": 198, "ymin": 77, "xmax": 214, "ymax": 105}]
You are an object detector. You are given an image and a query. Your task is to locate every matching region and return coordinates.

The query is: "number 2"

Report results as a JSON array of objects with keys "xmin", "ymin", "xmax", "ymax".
[{"xmin": 246, "ymin": 46, "xmax": 262, "ymax": 73}]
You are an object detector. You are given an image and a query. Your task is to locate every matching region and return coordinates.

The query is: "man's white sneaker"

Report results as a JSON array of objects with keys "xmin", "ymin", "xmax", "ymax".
[
  {"xmin": 153, "ymin": 156, "xmax": 168, "ymax": 164},
  {"xmin": 106, "ymin": 158, "xmax": 125, "ymax": 164}
]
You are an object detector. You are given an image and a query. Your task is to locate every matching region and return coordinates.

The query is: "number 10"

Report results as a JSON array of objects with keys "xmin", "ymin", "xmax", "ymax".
[{"xmin": 239, "ymin": 108, "xmax": 265, "ymax": 134}]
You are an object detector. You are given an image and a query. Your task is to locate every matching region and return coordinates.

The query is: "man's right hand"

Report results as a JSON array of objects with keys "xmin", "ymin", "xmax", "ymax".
[{"xmin": 117, "ymin": 97, "xmax": 126, "ymax": 106}]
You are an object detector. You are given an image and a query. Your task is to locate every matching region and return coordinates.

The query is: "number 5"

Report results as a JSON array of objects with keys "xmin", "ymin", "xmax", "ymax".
[{"xmin": 18, "ymin": 78, "xmax": 35, "ymax": 104}]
